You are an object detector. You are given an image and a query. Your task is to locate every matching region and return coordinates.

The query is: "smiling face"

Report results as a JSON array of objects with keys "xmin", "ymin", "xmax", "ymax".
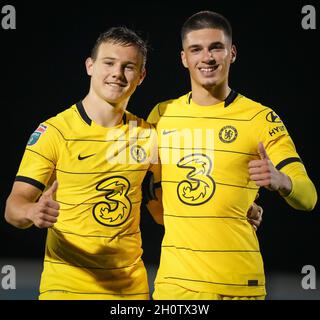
[
  {"xmin": 86, "ymin": 41, "xmax": 146, "ymax": 107},
  {"xmin": 181, "ymin": 28, "xmax": 236, "ymax": 94}
]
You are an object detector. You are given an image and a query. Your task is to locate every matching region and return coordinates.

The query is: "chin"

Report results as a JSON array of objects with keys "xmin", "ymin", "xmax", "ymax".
[
  {"xmin": 103, "ymin": 93, "xmax": 123, "ymax": 103},
  {"xmin": 202, "ymin": 81, "xmax": 218, "ymax": 89}
]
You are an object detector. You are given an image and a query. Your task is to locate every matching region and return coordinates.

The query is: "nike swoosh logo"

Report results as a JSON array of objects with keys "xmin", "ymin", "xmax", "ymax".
[
  {"xmin": 78, "ymin": 153, "xmax": 95, "ymax": 160},
  {"xmin": 163, "ymin": 129, "xmax": 177, "ymax": 135}
]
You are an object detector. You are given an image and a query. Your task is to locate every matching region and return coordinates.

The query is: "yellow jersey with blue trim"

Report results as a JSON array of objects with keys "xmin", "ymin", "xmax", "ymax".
[
  {"xmin": 16, "ymin": 101, "xmax": 159, "ymax": 299},
  {"xmin": 147, "ymin": 91, "xmax": 315, "ymax": 297}
]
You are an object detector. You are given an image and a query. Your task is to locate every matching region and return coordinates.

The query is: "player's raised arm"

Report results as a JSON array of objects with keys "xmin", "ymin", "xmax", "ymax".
[
  {"xmin": 5, "ymin": 181, "xmax": 60, "ymax": 229},
  {"xmin": 248, "ymin": 142, "xmax": 292, "ymax": 194},
  {"xmin": 248, "ymin": 142, "xmax": 317, "ymax": 211}
]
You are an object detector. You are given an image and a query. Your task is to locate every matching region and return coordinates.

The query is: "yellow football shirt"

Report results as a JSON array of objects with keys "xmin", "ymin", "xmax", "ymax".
[
  {"xmin": 147, "ymin": 91, "xmax": 313, "ymax": 297},
  {"xmin": 16, "ymin": 102, "xmax": 159, "ymax": 299}
]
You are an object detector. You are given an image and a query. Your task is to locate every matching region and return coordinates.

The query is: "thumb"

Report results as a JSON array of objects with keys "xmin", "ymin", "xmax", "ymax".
[
  {"xmin": 43, "ymin": 180, "xmax": 58, "ymax": 198},
  {"xmin": 258, "ymin": 142, "xmax": 269, "ymax": 160}
]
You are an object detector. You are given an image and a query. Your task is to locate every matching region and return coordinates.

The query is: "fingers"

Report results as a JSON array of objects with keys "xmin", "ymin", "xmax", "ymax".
[
  {"xmin": 248, "ymin": 160, "xmax": 270, "ymax": 173},
  {"xmin": 34, "ymin": 217, "xmax": 58, "ymax": 228},
  {"xmin": 250, "ymin": 174, "xmax": 271, "ymax": 187},
  {"xmin": 248, "ymin": 164, "xmax": 270, "ymax": 174},
  {"xmin": 38, "ymin": 200, "xmax": 60, "ymax": 217},
  {"xmin": 32, "ymin": 183, "xmax": 60, "ymax": 228},
  {"xmin": 251, "ymin": 205, "xmax": 263, "ymax": 220},
  {"xmin": 247, "ymin": 203, "xmax": 263, "ymax": 231},
  {"xmin": 258, "ymin": 142, "xmax": 269, "ymax": 160},
  {"xmin": 248, "ymin": 160, "xmax": 270, "ymax": 186},
  {"xmin": 250, "ymin": 173, "xmax": 271, "ymax": 182},
  {"xmin": 248, "ymin": 158, "xmax": 272, "ymax": 189},
  {"xmin": 247, "ymin": 202, "xmax": 259, "ymax": 219},
  {"xmin": 249, "ymin": 167, "xmax": 271, "ymax": 188},
  {"xmin": 30, "ymin": 205, "xmax": 59, "ymax": 228},
  {"xmin": 248, "ymin": 143, "xmax": 270, "ymax": 171},
  {"xmin": 39, "ymin": 197, "xmax": 60, "ymax": 210},
  {"xmin": 38, "ymin": 211, "xmax": 58, "ymax": 223}
]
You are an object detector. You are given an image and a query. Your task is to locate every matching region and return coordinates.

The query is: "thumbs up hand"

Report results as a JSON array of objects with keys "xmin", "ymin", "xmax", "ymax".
[
  {"xmin": 26, "ymin": 181, "xmax": 60, "ymax": 228},
  {"xmin": 257, "ymin": 141, "xmax": 269, "ymax": 161},
  {"xmin": 42, "ymin": 180, "xmax": 59, "ymax": 199},
  {"xmin": 248, "ymin": 142, "xmax": 292, "ymax": 194}
]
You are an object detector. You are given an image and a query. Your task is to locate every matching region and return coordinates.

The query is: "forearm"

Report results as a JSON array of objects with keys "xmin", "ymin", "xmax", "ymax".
[
  {"xmin": 282, "ymin": 173, "xmax": 317, "ymax": 211},
  {"xmin": 146, "ymin": 188, "xmax": 164, "ymax": 225},
  {"xmin": 5, "ymin": 195, "xmax": 35, "ymax": 229},
  {"xmin": 277, "ymin": 171, "xmax": 292, "ymax": 196},
  {"xmin": 146, "ymin": 200, "xmax": 164, "ymax": 225}
]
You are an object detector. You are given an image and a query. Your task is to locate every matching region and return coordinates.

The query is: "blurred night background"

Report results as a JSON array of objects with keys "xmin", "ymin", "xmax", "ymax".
[{"xmin": 0, "ymin": 0, "xmax": 319, "ymax": 299}]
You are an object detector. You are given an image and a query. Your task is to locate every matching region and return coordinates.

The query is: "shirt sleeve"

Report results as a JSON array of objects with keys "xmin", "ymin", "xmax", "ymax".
[
  {"xmin": 15, "ymin": 122, "xmax": 60, "ymax": 191},
  {"xmin": 254, "ymin": 108, "xmax": 317, "ymax": 211},
  {"xmin": 280, "ymin": 161, "xmax": 317, "ymax": 211},
  {"xmin": 146, "ymin": 103, "xmax": 161, "ymax": 125}
]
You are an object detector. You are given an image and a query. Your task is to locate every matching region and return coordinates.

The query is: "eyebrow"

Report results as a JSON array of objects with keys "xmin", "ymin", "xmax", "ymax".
[
  {"xmin": 101, "ymin": 57, "xmax": 138, "ymax": 65},
  {"xmin": 187, "ymin": 41, "xmax": 225, "ymax": 50}
]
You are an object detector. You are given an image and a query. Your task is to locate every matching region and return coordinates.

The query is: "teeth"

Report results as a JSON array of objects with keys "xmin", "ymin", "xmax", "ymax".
[
  {"xmin": 108, "ymin": 83, "xmax": 122, "ymax": 87},
  {"xmin": 200, "ymin": 66, "xmax": 219, "ymax": 72}
]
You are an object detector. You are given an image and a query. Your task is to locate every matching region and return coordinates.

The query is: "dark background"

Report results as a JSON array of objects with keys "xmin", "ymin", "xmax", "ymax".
[{"xmin": 0, "ymin": 0, "xmax": 319, "ymax": 277}]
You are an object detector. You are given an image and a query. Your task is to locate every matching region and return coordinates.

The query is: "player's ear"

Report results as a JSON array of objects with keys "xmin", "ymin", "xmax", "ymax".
[
  {"xmin": 181, "ymin": 50, "xmax": 188, "ymax": 68},
  {"xmin": 138, "ymin": 68, "xmax": 146, "ymax": 86},
  {"xmin": 230, "ymin": 45, "xmax": 237, "ymax": 64},
  {"xmin": 85, "ymin": 57, "xmax": 94, "ymax": 76}
]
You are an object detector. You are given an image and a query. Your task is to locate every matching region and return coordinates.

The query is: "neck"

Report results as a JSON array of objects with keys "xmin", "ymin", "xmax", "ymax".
[
  {"xmin": 191, "ymin": 82, "xmax": 231, "ymax": 106},
  {"xmin": 82, "ymin": 94, "xmax": 127, "ymax": 127}
]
